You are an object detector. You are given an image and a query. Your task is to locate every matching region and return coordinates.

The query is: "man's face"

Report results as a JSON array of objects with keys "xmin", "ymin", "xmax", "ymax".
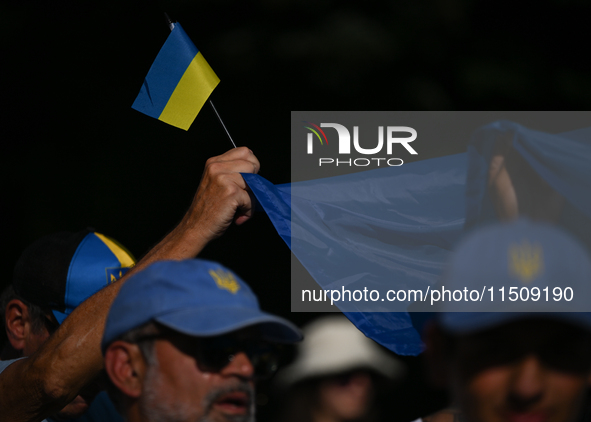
[
  {"xmin": 317, "ymin": 371, "xmax": 374, "ymax": 421},
  {"xmin": 444, "ymin": 319, "xmax": 591, "ymax": 422},
  {"xmin": 138, "ymin": 329, "xmax": 261, "ymax": 422}
]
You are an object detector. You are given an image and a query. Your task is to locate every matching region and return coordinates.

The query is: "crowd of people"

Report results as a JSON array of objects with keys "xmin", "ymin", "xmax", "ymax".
[{"xmin": 2, "ymin": 141, "xmax": 591, "ymax": 422}]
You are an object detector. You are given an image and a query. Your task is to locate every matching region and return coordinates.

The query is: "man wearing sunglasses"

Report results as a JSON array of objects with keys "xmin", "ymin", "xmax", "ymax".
[
  {"xmin": 424, "ymin": 219, "xmax": 591, "ymax": 422},
  {"xmin": 0, "ymin": 147, "xmax": 262, "ymax": 421},
  {"xmin": 102, "ymin": 258, "xmax": 302, "ymax": 422}
]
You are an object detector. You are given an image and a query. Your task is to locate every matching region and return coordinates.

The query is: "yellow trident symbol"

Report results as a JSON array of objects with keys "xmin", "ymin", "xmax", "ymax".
[
  {"xmin": 110, "ymin": 270, "xmax": 124, "ymax": 283},
  {"xmin": 209, "ymin": 269, "xmax": 241, "ymax": 294},
  {"xmin": 509, "ymin": 241, "xmax": 544, "ymax": 283}
]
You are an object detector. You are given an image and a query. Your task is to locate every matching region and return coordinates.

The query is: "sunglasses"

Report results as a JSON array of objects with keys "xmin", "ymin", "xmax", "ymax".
[{"xmin": 136, "ymin": 332, "xmax": 282, "ymax": 379}]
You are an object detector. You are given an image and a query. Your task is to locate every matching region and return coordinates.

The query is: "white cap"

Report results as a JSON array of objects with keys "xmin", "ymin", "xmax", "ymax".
[{"xmin": 277, "ymin": 315, "xmax": 405, "ymax": 386}]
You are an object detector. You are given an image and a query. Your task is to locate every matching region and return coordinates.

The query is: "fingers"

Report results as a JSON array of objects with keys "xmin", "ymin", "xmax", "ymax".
[
  {"xmin": 234, "ymin": 190, "xmax": 257, "ymax": 226},
  {"xmin": 181, "ymin": 148, "xmax": 260, "ymax": 247},
  {"xmin": 204, "ymin": 170, "xmax": 251, "ymax": 202},
  {"xmin": 201, "ymin": 147, "xmax": 259, "ymax": 192},
  {"xmin": 202, "ymin": 162, "xmax": 250, "ymax": 190},
  {"xmin": 205, "ymin": 147, "xmax": 260, "ymax": 175},
  {"xmin": 136, "ymin": 148, "xmax": 260, "ymax": 261}
]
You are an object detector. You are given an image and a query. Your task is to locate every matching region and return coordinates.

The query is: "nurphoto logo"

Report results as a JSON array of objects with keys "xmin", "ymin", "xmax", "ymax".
[{"xmin": 303, "ymin": 121, "xmax": 417, "ymax": 167}]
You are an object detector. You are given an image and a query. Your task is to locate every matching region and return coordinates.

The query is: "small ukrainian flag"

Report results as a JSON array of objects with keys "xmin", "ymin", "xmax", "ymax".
[{"xmin": 132, "ymin": 23, "xmax": 220, "ymax": 131}]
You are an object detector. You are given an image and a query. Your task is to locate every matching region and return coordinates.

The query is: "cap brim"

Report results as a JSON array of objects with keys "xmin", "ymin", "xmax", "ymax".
[
  {"xmin": 153, "ymin": 306, "xmax": 303, "ymax": 343},
  {"xmin": 52, "ymin": 309, "xmax": 70, "ymax": 325}
]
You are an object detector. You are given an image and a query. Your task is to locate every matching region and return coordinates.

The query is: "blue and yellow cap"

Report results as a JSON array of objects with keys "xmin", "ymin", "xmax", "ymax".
[
  {"xmin": 13, "ymin": 229, "xmax": 135, "ymax": 324},
  {"xmin": 438, "ymin": 219, "xmax": 591, "ymax": 333},
  {"xmin": 101, "ymin": 259, "xmax": 302, "ymax": 353}
]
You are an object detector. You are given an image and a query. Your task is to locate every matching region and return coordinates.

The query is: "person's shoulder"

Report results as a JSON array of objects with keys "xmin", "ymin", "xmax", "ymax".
[
  {"xmin": 0, "ymin": 358, "xmax": 25, "ymax": 375},
  {"xmin": 66, "ymin": 391, "xmax": 124, "ymax": 422}
]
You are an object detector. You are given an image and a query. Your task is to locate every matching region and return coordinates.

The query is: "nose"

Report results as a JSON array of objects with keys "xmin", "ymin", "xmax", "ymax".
[
  {"xmin": 508, "ymin": 355, "xmax": 544, "ymax": 408},
  {"xmin": 221, "ymin": 351, "xmax": 255, "ymax": 380}
]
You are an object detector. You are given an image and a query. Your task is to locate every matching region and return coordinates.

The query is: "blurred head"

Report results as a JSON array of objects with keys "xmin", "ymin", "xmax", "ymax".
[
  {"xmin": 276, "ymin": 315, "xmax": 404, "ymax": 422},
  {"xmin": 314, "ymin": 370, "xmax": 376, "ymax": 422},
  {"xmin": 2, "ymin": 229, "xmax": 134, "ymax": 419},
  {"xmin": 426, "ymin": 220, "xmax": 591, "ymax": 422},
  {"xmin": 101, "ymin": 259, "xmax": 302, "ymax": 422},
  {"xmin": 427, "ymin": 317, "xmax": 591, "ymax": 422}
]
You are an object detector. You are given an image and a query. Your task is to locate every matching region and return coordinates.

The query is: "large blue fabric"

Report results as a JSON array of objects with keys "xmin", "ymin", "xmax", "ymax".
[
  {"xmin": 243, "ymin": 121, "xmax": 591, "ymax": 355},
  {"xmin": 466, "ymin": 121, "xmax": 591, "ymax": 249},
  {"xmin": 243, "ymin": 153, "xmax": 467, "ymax": 355}
]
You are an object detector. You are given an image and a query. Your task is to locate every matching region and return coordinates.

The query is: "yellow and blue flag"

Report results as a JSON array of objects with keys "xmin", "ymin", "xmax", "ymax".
[
  {"xmin": 132, "ymin": 23, "xmax": 220, "ymax": 131},
  {"xmin": 242, "ymin": 121, "xmax": 591, "ymax": 355}
]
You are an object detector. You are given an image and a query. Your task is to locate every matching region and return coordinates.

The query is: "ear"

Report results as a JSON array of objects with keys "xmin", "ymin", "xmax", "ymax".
[
  {"xmin": 423, "ymin": 321, "xmax": 451, "ymax": 388},
  {"xmin": 104, "ymin": 341, "xmax": 149, "ymax": 399},
  {"xmin": 5, "ymin": 299, "xmax": 29, "ymax": 351}
]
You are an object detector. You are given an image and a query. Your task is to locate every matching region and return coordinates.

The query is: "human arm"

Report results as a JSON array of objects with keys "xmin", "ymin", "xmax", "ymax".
[
  {"xmin": 139, "ymin": 146, "xmax": 259, "ymax": 261},
  {"xmin": 0, "ymin": 146, "xmax": 259, "ymax": 422},
  {"xmin": 487, "ymin": 140, "xmax": 564, "ymax": 222}
]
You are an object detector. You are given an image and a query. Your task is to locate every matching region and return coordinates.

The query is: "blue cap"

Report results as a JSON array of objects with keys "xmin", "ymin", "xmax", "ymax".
[
  {"xmin": 101, "ymin": 259, "xmax": 302, "ymax": 353},
  {"xmin": 438, "ymin": 219, "xmax": 591, "ymax": 333},
  {"xmin": 13, "ymin": 230, "xmax": 135, "ymax": 324}
]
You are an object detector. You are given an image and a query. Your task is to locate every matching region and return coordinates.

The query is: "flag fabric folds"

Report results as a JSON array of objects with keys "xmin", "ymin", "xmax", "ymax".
[
  {"xmin": 243, "ymin": 121, "xmax": 591, "ymax": 356},
  {"xmin": 243, "ymin": 153, "xmax": 467, "ymax": 355},
  {"xmin": 466, "ymin": 121, "xmax": 591, "ymax": 240},
  {"xmin": 132, "ymin": 23, "xmax": 219, "ymax": 131}
]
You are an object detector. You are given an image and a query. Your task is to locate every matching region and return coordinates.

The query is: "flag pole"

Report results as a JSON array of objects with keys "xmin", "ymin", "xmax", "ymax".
[
  {"xmin": 207, "ymin": 101, "xmax": 237, "ymax": 148},
  {"xmin": 164, "ymin": 13, "xmax": 237, "ymax": 148}
]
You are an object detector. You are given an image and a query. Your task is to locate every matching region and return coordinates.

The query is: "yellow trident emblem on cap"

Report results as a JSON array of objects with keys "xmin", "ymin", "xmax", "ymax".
[
  {"xmin": 209, "ymin": 269, "xmax": 241, "ymax": 294},
  {"xmin": 509, "ymin": 240, "xmax": 544, "ymax": 283}
]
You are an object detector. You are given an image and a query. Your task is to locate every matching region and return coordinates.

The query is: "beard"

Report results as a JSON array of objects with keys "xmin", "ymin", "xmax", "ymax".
[
  {"xmin": 200, "ymin": 384, "xmax": 256, "ymax": 422},
  {"xmin": 138, "ymin": 361, "xmax": 255, "ymax": 422}
]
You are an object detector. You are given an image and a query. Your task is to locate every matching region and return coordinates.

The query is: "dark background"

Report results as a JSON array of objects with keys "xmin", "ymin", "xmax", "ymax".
[{"xmin": 2, "ymin": 0, "xmax": 590, "ymax": 420}]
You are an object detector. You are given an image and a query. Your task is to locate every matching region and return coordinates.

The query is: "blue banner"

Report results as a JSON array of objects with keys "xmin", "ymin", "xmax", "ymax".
[{"xmin": 244, "ymin": 121, "xmax": 591, "ymax": 355}]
